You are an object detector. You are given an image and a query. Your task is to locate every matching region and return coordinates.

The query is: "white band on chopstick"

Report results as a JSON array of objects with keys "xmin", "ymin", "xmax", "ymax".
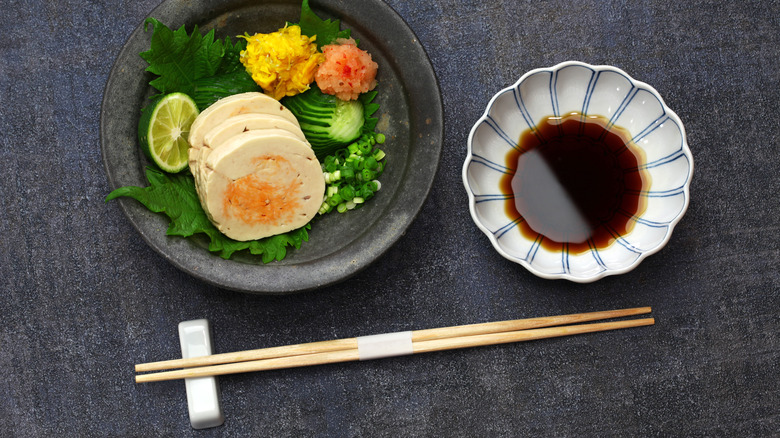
[{"xmin": 356, "ymin": 331, "xmax": 414, "ymax": 360}]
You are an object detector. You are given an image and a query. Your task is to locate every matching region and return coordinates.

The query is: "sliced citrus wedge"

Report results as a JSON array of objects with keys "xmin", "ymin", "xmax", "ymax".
[{"xmin": 138, "ymin": 92, "xmax": 199, "ymax": 173}]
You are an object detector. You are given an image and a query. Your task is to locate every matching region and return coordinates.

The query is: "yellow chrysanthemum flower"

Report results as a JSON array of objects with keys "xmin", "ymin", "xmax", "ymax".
[{"xmin": 239, "ymin": 25, "xmax": 324, "ymax": 100}]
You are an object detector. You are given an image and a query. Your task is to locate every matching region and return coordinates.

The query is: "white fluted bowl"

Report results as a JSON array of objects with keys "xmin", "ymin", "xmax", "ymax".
[{"xmin": 463, "ymin": 61, "xmax": 693, "ymax": 282}]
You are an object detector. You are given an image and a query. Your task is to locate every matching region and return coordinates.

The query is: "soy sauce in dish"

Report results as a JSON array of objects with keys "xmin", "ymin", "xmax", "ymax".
[{"xmin": 500, "ymin": 112, "xmax": 651, "ymax": 254}]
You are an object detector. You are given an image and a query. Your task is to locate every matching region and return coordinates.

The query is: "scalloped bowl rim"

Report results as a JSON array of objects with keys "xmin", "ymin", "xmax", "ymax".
[{"xmin": 463, "ymin": 60, "xmax": 694, "ymax": 282}]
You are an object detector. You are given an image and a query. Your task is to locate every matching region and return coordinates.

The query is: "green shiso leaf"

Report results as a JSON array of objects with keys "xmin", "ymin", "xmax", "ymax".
[
  {"xmin": 217, "ymin": 37, "xmax": 248, "ymax": 75},
  {"xmin": 106, "ymin": 167, "xmax": 309, "ymax": 262},
  {"xmin": 140, "ymin": 18, "xmax": 259, "ymax": 110},
  {"xmin": 191, "ymin": 69, "xmax": 261, "ymax": 111},
  {"xmin": 296, "ymin": 0, "xmax": 351, "ymax": 48},
  {"xmin": 140, "ymin": 18, "xmax": 224, "ymax": 95}
]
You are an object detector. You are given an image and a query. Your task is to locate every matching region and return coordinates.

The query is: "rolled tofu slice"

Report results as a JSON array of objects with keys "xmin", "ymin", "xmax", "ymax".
[
  {"xmin": 194, "ymin": 128, "xmax": 307, "ymax": 210},
  {"xmin": 200, "ymin": 131, "xmax": 325, "ymax": 241},
  {"xmin": 203, "ymin": 113, "xmax": 307, "ymax": 149},
  {"xmin": 188, "ymin": 94, "xmax": 303, "ymax": 200},
  {"xmin": 188, "ymin": 92, "xmax": 300, "ymax": 153}
]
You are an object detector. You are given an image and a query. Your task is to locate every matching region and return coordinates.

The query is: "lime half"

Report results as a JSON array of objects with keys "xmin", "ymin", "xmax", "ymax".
[{"xmin": 138, "ymin": 92, "xmax": 199, "ymax": 173}]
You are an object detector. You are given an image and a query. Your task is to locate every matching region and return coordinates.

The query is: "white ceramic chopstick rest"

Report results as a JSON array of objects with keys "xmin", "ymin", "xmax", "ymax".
[{"xmin": 178, "ymin": 319, "xmax": 224, "ymax": 429}]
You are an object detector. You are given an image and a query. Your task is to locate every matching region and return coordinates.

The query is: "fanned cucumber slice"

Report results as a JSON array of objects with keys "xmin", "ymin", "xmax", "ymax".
[{"xmin": 283, "ymin": 85, "xmax": 364, "ymax": 159}]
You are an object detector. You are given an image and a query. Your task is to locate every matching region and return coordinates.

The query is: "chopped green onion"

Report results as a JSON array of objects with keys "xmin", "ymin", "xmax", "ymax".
[
  {"xmin": 358, "ymin": 141, "xmax": 372, "ymax": 155},
  {"xmin": 339, "ymin": 185, "xmax": 355, "ymax": 200},
  {"xmin": 327, "ymin": 193, "xmax": 342, "ymax": 206},
  {"xmin": 361, "ymin": 168, "xmax": 376, "ymax": 181},
  {"xmin": 340, "ymin": 167, "xmax": 355, "ymax": 180},
  {"xmin": 364, "ymin": 156, "xmax": 378, "ymax": 170},
  {"xmin": 319, "ymin": 202, "xmax": 331, "ymax": 214},
  {"xmin": 319, "ymin": 132, "xmax": 388, "ymax": 215}
]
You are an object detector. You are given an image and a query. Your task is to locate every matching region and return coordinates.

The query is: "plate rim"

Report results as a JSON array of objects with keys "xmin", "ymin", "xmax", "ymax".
[{"xmin": 100, "ymin": 0, "xmax": 443, "ymax": 294}]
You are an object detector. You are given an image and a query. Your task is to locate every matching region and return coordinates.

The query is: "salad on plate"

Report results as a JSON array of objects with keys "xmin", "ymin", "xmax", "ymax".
[{"xmin": 107, "ymin": 0, "xmax": 389, "ymax": 264}]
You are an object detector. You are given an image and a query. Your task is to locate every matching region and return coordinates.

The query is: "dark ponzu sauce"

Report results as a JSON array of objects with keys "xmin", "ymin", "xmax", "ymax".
[{"xmin": 500, "ymin": 112, "xmax": 651, "ymax": 254}]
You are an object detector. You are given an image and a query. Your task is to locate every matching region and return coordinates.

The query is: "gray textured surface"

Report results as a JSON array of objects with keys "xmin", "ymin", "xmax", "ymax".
[{"xmin": 1, "ymin": 0, "xmax": 778, "ymax": 436}]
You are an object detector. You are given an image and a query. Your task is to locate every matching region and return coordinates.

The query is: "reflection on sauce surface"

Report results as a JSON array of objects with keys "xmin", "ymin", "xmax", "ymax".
[{"xmin": 500, "ymin": 112, "xmax": 651, "ymax": 254}]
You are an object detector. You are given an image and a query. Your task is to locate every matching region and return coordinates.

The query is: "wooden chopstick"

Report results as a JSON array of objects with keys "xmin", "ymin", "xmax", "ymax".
[
  {"xmin": 135, "ymin": 315, "xmax": 654, "ymax": 383},
  {"xmin": 135, "ymin": 307, "xmax": 651, "ymax": 373},
  {"xmin": 412, "ymin": 317, "xmax": 654, "ymax": 354}
]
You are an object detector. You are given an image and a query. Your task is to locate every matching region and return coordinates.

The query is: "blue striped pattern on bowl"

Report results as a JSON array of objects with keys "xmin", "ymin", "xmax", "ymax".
[{"xmin": 463, "ymin": 61, "xmax": 694, "ymax": 282}]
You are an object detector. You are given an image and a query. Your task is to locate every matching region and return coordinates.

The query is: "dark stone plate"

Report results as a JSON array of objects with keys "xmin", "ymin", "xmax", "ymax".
[{"xmin": 101, "ymin": 0, "xmax": 443, "ymax": 294}]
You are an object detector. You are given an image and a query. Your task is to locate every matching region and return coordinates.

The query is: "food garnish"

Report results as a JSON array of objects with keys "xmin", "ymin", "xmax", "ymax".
[
  {"xmin": 140, "ymin": 18, "xmax": 260, "ymax": 112},
  {"xmin": 282, "ymin": 84, "xmax": 376, "ymax": 159},
  {"xmin": 319, "ymin": 133, "xmax": 386, "ymax": 214},
  {"xmin": 137, "ymin": 92, "xmax": 199, "ymax": 173},
  {"xmin": 239, "ymin": 25, "xmax": 324, "ymax": 100},
  {"xmin": 315, "ymin": 38, "xmax": 378, "ymax": 101},
  {"xmin": 297, "ymin": 0, "xmax": 351, "ymax": 47}
]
